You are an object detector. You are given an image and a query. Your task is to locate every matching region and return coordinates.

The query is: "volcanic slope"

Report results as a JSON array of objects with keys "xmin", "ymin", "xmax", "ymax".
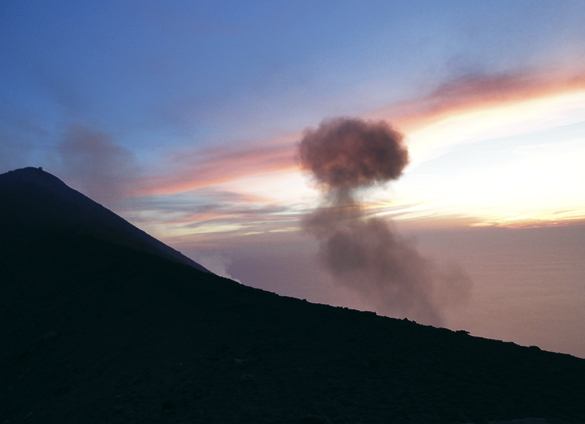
[
  {"xmin": 0, "ymin": 167, "xmax": 208, "ymax": 272},
  {"xmin": 1, "ymin": 168, "xmax": 584, "ymax": 424}
]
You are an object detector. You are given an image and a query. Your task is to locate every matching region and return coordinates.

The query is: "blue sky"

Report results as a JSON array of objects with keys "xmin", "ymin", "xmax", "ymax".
[
  {"xmin": 2, "ymin": 5, "xmax": 583, "ymax": 167},
  {"xmin": 3, "ymin": 1, "xmax": 584, "ymax": 156},
  {"xmin": 2, "ymin": 1, "xmax": 585, "ymax": 354}
]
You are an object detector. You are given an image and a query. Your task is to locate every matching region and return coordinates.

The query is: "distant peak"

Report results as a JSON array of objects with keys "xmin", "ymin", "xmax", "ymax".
[
  {"xmin": 8, "ymin": 166, "xmax": 45, "ymax": 173},
  {"xmin": 3, "ymin": 166, "xmax": 53, "ymax": 178},
  {"xmin": 0, "ymin": 166, "xmax": 210, "ymax": 273},
  {"xmin": 0, "ymin": 167, "xmax": 70, "ymax": 192}
]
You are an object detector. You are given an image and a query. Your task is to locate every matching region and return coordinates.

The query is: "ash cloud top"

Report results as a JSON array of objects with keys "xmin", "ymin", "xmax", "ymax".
[{"xmin": 298, "ymin": 118, "xmax": 409, "ymax": 192}]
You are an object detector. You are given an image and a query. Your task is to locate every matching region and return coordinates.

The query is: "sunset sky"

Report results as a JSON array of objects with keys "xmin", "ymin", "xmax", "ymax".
[{"xmin": 2, "ymin": 1, "xmax": 585, "ymax": 356}]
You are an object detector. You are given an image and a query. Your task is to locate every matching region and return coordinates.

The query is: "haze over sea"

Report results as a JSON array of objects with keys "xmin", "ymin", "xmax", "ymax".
[
  {"xmin": 414, "ymin": 225, "xmax": 585, "ymax": 359},
  {"xmin": 184, "ymin": 224, "xmax": 585, "ymax": 359}
]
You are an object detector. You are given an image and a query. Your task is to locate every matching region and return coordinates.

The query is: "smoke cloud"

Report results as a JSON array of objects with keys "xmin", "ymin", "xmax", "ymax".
[
  {"xmin": 299, "ymin": 117, "xmax": 470, "ymax": 326},
  {"xmin": 299, "ymin": 118, "xmax": 408, "ymax": 191},
  {"xmin": 59, "ymin": 125, "xmax": 140, "ymax": 203}
]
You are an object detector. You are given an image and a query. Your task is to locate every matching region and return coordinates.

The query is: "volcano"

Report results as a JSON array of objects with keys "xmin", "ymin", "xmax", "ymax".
[
  {"xmin": 0, "ymin": 167, "xmax": 208, "ymax": 272},
  {"xmin": 1, "ymin": 167, "xmax": 584, "ymax": 424}
]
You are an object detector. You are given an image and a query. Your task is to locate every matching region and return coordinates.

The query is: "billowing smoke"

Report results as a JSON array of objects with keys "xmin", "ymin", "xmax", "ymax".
[
  {"xmin": 59, "ymin": 125, "xmax": 139, "ymax": 203},
  {"xmin": 299, "ymin": 117, "xmax": 470, "ymax": 326},
  {"xmin": 299, "ymin": 118, "xmax": 408, "ymax": 191}
]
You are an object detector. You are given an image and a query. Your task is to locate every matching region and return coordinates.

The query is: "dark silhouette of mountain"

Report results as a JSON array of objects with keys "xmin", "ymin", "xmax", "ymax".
[
  {"xmin": 1, "ymin": 168, "xmax": 584, "ymax": 424},
  {"xmin": 0, "ymin": 167, "xmax": 208, "ymax": 272}
]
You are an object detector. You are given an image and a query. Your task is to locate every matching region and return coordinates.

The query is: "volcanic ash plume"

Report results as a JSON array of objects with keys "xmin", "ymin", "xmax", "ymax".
[{"xmin": 298, "ymin": 117, "xmax": 471, "ymax": 326}]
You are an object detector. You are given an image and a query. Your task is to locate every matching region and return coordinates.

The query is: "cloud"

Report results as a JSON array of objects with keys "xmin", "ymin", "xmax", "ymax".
[
  {"xmin": 112, "ymin": 67, "xmax": 585, "ymax": 236},
  {"xmin": 187, "ymin": 252, "xmax": 240, "ymax": 282},
  {"xmin": 298, "ymin": 117, "xmax": 408, "ymax": 191},
  {"xmin": 138, "ymin": 68, "xmax": 585, "ymax": 201},
  {"xmin": 375, "ymin": 68, "xmax": 585, "ymax": 132},
  {"xmin": 136, "ymin": 136, "xmax": 298, "ymax": 196},
  {"xmin": 299, "ymin": 117, "xmax": 471, "ymax": 325},
  {"xmin": 59, "ymin": 125, "xmax": 140, "ymax": 203},
  {"xmin": 115, "ymin": 188, "xmax": 298, "ymax": 247}
]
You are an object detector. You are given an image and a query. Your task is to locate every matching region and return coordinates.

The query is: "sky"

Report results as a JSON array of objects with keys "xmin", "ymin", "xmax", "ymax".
[{"xmin": 2, "ymin": 1, "xmax": 585, "ymax": 356}]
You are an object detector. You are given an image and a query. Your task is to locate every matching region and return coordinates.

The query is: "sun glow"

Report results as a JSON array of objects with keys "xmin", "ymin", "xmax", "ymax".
[
  {"xmin": 405, "ymin": 90, "xmax": 585, "ymax": 167},
  {"xmin": 130, "ymin": 81, "xmax": 585, "ymax": 239},
  {"xmin": 385, "ymin": 90, "xmax": 585, "ymax": 227}
]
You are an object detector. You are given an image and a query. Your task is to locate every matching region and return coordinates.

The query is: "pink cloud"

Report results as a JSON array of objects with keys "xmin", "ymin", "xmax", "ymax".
[
  {"xmin": 133, "ymin": 67, "xmax": 585, "ymax": 198},
  {"xmin": 135, "ymin": 137, "xmax": 298, "ymax": 196},
  {"xmin": 374, "ymin": 68, "xmax": 585, "ymax": 132}
]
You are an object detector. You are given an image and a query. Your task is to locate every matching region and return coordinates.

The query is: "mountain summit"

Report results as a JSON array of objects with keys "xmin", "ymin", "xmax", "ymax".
[
  {"xmin": 0, "ymin": 167, "xmax": 208, "ymax": 272},
  {"xmin": 1, "ymin": 167, "xmax": 584, "ymax": 424}
]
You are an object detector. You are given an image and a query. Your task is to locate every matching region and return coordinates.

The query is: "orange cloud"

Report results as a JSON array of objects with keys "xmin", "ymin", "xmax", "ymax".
[
  {"xmin": 134, "ymin": 67, "xmax": 585, "ymax": 199},
  {"xmin": 373, "ymin": 68, "xmax": 585, "ymax": 132},
  {"xmin": 135, "ymin": 135, "xmax": 299, "ymax": 196}
]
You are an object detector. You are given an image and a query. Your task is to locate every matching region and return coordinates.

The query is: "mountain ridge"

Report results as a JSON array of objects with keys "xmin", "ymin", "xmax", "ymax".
[
  {"xmin": 1, "ymin": 167, "xmax": 584, "ymax": 424},
  {"xmin": 0, "ymin": 167, "xmax": 209, "ymax": 272}
]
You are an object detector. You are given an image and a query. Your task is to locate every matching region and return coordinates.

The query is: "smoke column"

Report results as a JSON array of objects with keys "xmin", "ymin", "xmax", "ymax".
[{"xmin": 299, "ymin": 117, "xmax": 470, "ymax": 326}]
